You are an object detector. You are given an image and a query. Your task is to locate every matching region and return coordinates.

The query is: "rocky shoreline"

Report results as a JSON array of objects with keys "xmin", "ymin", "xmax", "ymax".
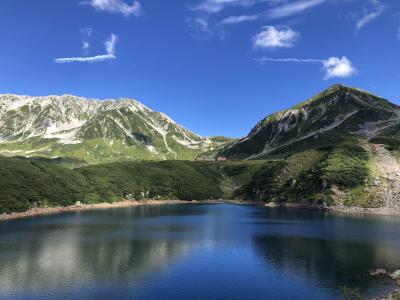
[
  {"xmin": 0, "ymin": 200, "xmax": 198, "ymax": 222},
  {"xmin": 2, "ymin": 199, "xmax": 400, "ymax": 223},
  {"xmin": 369, "ymin": 269, "xmax": 400, "ymax": 300},
  {"xmin": 264, "ymin": 202, "xmax": 400, "ymax": 217}
]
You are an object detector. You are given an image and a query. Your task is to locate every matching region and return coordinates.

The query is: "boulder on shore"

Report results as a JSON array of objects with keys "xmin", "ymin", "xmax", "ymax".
[
  {"xmin": 370, "ymin": 269, "xmax": 387, "ymax": 276},
  {"xmin": 391, "ymin": 270, "xmax": 400, "ymax": 280}
]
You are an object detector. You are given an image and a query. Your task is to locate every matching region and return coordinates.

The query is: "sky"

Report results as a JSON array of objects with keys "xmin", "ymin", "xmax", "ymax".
[{"xmin": 0, "ymin": 0, "xmax": 399, "ymax": 138}]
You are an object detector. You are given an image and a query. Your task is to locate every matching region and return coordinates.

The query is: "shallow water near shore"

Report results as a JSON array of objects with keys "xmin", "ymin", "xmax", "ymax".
[{"xmin": 0, "ymin": 204, "xmax": 399, "ymax": 299}]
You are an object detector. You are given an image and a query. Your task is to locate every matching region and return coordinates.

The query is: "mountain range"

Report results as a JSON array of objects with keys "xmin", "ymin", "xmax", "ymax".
[
  {"xmin": 2, "ymin": 84, "xmax": 400, "ymax": 213},
  {"xmin": 0, "ymin": 94, "xmax": 230, "ymax": 163},
  {"xmin": 2, "ymin": 85, "xmax": 400, "ymax": 163}
]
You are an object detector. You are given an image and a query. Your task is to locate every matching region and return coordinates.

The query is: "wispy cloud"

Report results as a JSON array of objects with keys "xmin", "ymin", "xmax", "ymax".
[
  {"xmin": 355, "ymin": 0, "xmax": 383, "ymax": 32},
  {"xmin": 267, "ymin": 0, "xmax": 325, "ymax": 19},
  {"xmin": 187, "ymin": 17, "xmax": 213, "ymax": 37},
  {"xmin": 189, "ymin": 0, "xmax": 326, "ymax": 39},
  {"xmin": 255, "ymin": 57, "xmax": 322, "ymax": 63},
  {"xmin": 83, "ymin": 0, "xmax": 142, "ymax": 17},
  {"xmin": 104, "ymin": 33, "xmax": 118, "ymax": 55},
  {"xmin": 253, "ymin": 26, "xmax": 300, "ymax": 49},
  {"xmin": 80, "ymin": 27, "xmax": 93, "ymax": 37},
  {"xmin": 82, "ymin": 41, "xmax": 90, "ymax": 51},
  {"xmin": 193, "ymin": 0, "xmax": 326, "ymax": 34},
  {"xmin": 192, "ymin": 0, "xmax": 258, "ymax": 14},
  {"xmin": 55, "ymin": 33, "xmax": 118, "ymax": 64},
  {"xmin": 221, "ymin": 14, "xmax": 260, "ymax": 25},
  {"xmin": 255, "ymin": 56, "xmax": 357, "ymax": 79},
  {"xmin": 80, "ymin": 27, "xmax": 93, "ymax": 52},
  {"xmin": 54, "ymin": 54, "xmax": 116, "ymax": 64}
]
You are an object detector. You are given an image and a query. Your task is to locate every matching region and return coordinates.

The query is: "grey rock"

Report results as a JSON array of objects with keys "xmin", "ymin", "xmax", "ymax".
[
  {"xmin": 391, "ymin": 270, "xmax": 400, "ymax": 280},
  {"xmin": 370, "ymin": 269, "xmax": 387, "ymax": 276}
]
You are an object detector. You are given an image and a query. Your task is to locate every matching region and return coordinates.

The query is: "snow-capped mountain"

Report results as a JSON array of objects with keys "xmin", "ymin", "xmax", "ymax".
[
  {"xmin": 219, "ymin": 84, "xmax": 400, "ymax": 159},
  {"xmin": 0, "ymin": 94, "xmax": 227, "ymax": 163}
]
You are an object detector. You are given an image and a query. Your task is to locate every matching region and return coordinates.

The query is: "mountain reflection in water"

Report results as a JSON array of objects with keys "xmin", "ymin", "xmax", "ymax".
[{"xmin": 0, "ymin": 204, "xmax": 399, "ymax": 300}]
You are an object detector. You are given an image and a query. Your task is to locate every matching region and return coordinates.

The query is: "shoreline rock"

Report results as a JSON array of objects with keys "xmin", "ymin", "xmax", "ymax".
[
  {"xmin": 369, "ymin": 269, "xmax": 400, "ymax": 299},
  {"xmin": 370, "ymin": 269, "xmax": 387, "ymax": 276},
  {"xmin": 0, "ymin": 200, "xmax": 198, "ymax": 222},
  {"xmin": 391, "ymin": 270, "xmax": 400, "ymax": 280},
  {"xmin": 2, "ymin": 199, "xmax": 400, "ymax": 223}
]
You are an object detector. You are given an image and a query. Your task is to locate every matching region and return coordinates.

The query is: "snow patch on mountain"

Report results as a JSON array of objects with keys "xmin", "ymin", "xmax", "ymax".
[
  {"xmin": 0, "ymin": 93, "xmax": 222, "ymax": 161},
  {"xmin": 44, "ymin": 119, "xmax": 86, "ymax": 144}
]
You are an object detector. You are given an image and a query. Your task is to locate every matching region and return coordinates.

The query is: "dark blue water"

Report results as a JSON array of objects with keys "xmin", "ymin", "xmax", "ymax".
[{"xmin": 0, "ymin": 204, "xmax": 399, "ymax": 299}]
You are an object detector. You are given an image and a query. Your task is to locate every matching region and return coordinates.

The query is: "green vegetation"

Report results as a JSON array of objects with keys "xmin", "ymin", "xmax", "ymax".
[
  {"xmin": 0, "ymin": 157, "xmax": 229, "ymax": 213},
  {"xmin": 234, "ymin": 161, "xmax": 287, "ymax": 201},
  {"xmin": 0, "ymin": 156, "xmax": 271, "ymax": 214},
  {"xmin": 0, "ymin": 140, "xmax": 377, "ymax": 214},
  {"xmin": 341, "ymin": 286, "xmax": 362, "ymax": 300},
  {"xmin": 0, "ymin": 157, "xmax": 86, "ymax": 213},
  {"xmin": 0, "ymin": 136, "xmax": 219, "ymax": 164},
  {"xmin": 320, "ymin": 141, "xmax": 369, "ymax": 189},
  {"xmin": 235, "ymin": 140, "xmax": 371, "ymax": 205},
  {"xmin": 78, "ymin": 160, "xmax": 224, "ymax": 202}
]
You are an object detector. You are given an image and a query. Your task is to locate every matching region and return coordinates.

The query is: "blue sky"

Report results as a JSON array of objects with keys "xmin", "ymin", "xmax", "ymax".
[{"xmin": 0, "ymin": 0, "xmax": 399, "ymax": 137}]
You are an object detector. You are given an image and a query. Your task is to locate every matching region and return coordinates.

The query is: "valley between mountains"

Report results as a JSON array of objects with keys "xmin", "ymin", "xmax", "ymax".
[{"xmin": 1, "ymin": 84, "xmax": 400, "ymax": 215}]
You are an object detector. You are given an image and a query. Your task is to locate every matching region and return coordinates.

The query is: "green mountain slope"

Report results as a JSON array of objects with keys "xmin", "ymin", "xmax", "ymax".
[
  {"xmin": 0, "ymin": 156, "xmax": 265, "ymax": 213},
  {"xmin": 219, "ymin": 84, "xmax": 400, "ymax": 159},
  {"xmin": 2, "ymin": 85, "xmax": 400, "ymax": 214},
  {"xmin": 0, "ymin": 94, "xmax": 231, "ymax": 163}
]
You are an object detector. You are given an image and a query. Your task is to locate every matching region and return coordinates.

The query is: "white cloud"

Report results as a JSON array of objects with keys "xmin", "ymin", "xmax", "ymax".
[
  {"xmin": 193, "ymin": 0, "xmax": 257, "ymax": 13},
  {"xmin": 80, "ymin": 27, "xmax": 93, "ymax": 52},
  {"xmin": 355, "ymin": 0, "xmax": 383, "ymax": 31},
  {"xmin": 187, "ymin": 17, "xmax": 212, "ymax": 36},
  {"xmin": 55, "ymin": 33, "xmax": 118, "ymax": 64},
  {"xmin": 193, "ymin": 0, "xmax": 291, "ymax": 13},
  {"xmin": 221, "ymin": 14, "xmax": 260, "ymax": 25},
  {"xmin": 253, "ymin": 26, "xmax": 300, "ymax": 49},
  {"xmin": 80, "ymin": 27, "xmax": 93, "ymax": 37},
  {"xmin": 267, "ymin": 0, "xmax": 325, "ymax": 19},
  {"xmin": 218, "ymin": 0, "xmax": 325, "ymax": 26},
  {"xmin": 104, "ymin": 33, "xmax": 118, "ymax": 55},
  {"xmin": 255, "ymin": 57, "xmax": 322, "ymax": 63},
  {"xmin": 323, "ymin": 56, "xmax": 356, "ymax": 79},
  {"xmin": 188, "ymin": 0, "xmax": 325, "ymax": 39},
  {"xmin": 82, "ymin": 41, "xmax": 90, "ymax": 50},
  {"xmin": 84, "ymin": 0, "xmax": 142, "ymax": 17},
  {"xmin": 54, "ymin": 54, "xmax": 116, "ymax": 64},
  {"xmin": 255, "ymin": 55, "xmax": 356, "ymax": 80}
]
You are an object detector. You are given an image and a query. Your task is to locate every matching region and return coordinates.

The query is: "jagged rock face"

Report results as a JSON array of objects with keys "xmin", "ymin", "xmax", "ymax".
[
  {"xmin": 220, "ymin": 85, "xmax": 400, "ymax": 159},
  {"xmin": 0, "ymin": 94, "xmax": 222, "ymax": 162}
]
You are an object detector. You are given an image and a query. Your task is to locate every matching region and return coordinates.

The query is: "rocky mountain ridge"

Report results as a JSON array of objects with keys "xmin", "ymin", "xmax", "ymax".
[
  {"xmin": 0, "ymin": 94, "xmax": 228, "ymax": 163},
  {"xmin": 219, "ymin": 84, "xmax": 400, "ymax": 159}
]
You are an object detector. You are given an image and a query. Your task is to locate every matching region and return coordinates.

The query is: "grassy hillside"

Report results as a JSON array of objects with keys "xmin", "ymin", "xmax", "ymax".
[
  {"xmin": 0, "ymin": 157, "xmax": 87, "ymax": 213},
  {"xmin": 77, "ymin": 161, "xmax": 225, "ymax": 203},
  {"xmin": 0, "ymin": 158, "xmax": 216, "ymax": 213},
  {"xmin": 0, "ymin": 138, "xmax": 393, "ymax": 214},
  {"xmin": 219, "ymin": 85, "xmax": 400, "ymax": 160},
  {"xmin": 0, "ymin": 157, "xmax": 265, "ymax": 214},
  {"xmin": 234, "ymin": 139, "xmax": 374, "ymax": 206}
]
